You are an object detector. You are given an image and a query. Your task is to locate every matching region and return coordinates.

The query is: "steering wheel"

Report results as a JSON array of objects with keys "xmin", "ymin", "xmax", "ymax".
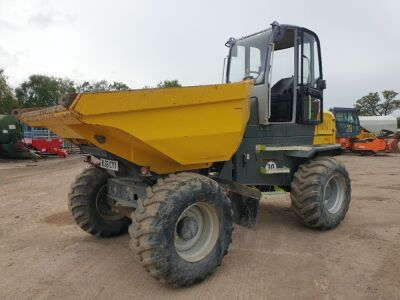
[
  {"xmin": 242, "ymin": 71, "xmax": 260, "ymax": 81},
  {"xmin": 249, "ymin": 71, "xmax": 260, "ymax": 77}
]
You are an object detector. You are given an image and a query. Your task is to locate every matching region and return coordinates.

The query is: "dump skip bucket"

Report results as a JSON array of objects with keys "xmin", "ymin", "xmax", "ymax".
[{"xmin": 16, "ymin": 81, "xmax": 253, "ymax": 173}]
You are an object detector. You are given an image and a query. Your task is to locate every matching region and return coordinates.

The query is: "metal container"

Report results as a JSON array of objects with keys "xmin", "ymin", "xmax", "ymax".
[
  {"xmin": 0, "ymin": 114, "xmax": 22, "ymax": 144},
  {"xmin": 16, "ymin": 81, "xmax": 253, "ymax": 173},
  {"xmin": 0, "ymin": 114, "xmax": 36, "ymax": 159}
]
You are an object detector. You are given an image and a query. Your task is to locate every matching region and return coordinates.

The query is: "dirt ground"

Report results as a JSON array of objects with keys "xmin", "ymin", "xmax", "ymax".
[{"xmin": 0, "ymin": 154, "xmax": 399, "ymax": 300}]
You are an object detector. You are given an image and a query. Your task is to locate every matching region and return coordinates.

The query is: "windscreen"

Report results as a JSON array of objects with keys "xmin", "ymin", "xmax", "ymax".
[
  {"xmin": 335, "ymin": 110, "xmax": 360, "ymax": 136},
  {"xmin": 227, "ymin": 32, "xmax": 270, "ymax": 85}
]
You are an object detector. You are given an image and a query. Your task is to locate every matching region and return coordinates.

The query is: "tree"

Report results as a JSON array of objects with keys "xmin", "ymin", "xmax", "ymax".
[
  {"xmin": 156, "ymin": 80, "xmax": 182, "ymax": 88},
  {"xmin": 380, "ymin": 91, "xmax": 400, "ymax": 116},
  {"xmin": 15, "ymin": 75, "xmax": 76, "ymax": 107},
  {"xmin": 76, "ymin": 80, "xmax": 130, "ymax": 92},
  {"xmin": 109, "ymin": 81, "xmax": 130, "ymax": 91},
  {"xmin": 354, "ymin": 90, "xmax": 400, "ymax": 116},
  {"xmin": 0, "ymin": 69, "xmax": 20, "ymax": 114}
]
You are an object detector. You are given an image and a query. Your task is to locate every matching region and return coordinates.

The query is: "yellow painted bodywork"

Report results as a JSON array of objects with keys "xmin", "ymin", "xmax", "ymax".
[
  {"xmin": 313, "ymin": 111, "xmax": 337, "ymax": 145},
  {"xmin": 356, "ymin": 127, "xmax": 377, "ymax": 140},
  {"xmin": 17, "ymin": 82, "xmax": 253, "ymax": 174}
]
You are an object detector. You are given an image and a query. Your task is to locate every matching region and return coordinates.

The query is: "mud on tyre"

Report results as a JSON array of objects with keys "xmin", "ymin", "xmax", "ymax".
[
  {"xmin": 129, "ymin": 173, "xmax": 233, "ymax": 287},
  {"xmin": 68, "ymin": 167, "xmax": 130, "ymax": 237},
  {"xmin": 291, "ymin": 157, "xmax": 351, "ymax": 230}
]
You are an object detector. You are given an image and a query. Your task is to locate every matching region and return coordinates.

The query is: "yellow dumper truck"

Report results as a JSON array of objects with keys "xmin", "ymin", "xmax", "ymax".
[{"xmin": 15, "ymin": 22, "xmax": 351, "ymax": 287}]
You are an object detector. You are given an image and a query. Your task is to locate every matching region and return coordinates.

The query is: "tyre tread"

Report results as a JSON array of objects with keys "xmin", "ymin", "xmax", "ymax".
[
  {"xmin": 68, "ymin": 167, "xmax": 129, "ymax": 238},
  {"xmin": 129, "ymin": 172, "xmax": 232, "ymax": 287},
  {"xmin": 290, "ymin": 157, "xmax": 351, "ymax": 230}
]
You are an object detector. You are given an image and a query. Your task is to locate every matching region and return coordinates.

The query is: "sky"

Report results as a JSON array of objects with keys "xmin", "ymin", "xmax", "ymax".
[{"xmin": 0, "ymin": 0, "xmax": 400, "ymax": 113}]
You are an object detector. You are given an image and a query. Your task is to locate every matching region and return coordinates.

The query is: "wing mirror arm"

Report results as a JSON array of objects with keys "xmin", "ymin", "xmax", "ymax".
[{"xmin": 316, "ymin": 78, "xmax": 326, "ymax": 90}]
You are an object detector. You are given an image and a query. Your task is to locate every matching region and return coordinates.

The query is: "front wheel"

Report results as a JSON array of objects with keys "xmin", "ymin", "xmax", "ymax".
[
  {"xmin": 129, "ymin": 173, "xmax": 233, "ymax": 287},
  {"xmin": 68, "ymin": 167, "xmax": 130, "ymax": 237},
  {"xmin": 290, "ymin": 157, "xmax": 351, "ymax": 230}
]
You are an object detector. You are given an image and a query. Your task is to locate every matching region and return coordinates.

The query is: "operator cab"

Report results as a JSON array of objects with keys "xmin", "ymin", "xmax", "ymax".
[
  {"xmin": 331, "ymin": 107, "xmax": 361, "ymax": 137},
  {"xmin": 225, "ymin": 22, "xmax": 326, "ymax": 126}
]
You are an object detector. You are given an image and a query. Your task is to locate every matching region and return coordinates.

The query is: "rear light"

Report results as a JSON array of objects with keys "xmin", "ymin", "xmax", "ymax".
[{"xmin": 140, "ymin": 166, "xmax": 151, "ymax": 176}]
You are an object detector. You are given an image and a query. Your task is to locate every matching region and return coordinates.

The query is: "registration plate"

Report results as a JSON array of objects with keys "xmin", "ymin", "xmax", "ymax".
[{"xmin": 100, "ymin": 158, "xmax": 119, "ymax": 171}]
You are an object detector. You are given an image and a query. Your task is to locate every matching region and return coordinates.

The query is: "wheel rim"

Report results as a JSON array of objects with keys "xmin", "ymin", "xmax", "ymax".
[
  {"xmin": 323, "ymin": 174, "xmax": 346, "ymax": 214},
  {"xmin": 95, "ymin": 185, "xmax": 125, "ymax": 221},
  {"xmin": 174, "ymin": 202, "xmax": 219, "ymax": 262}
]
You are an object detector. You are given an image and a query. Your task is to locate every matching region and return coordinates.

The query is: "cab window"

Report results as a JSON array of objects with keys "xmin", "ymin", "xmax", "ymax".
[{"xmin": 269, "ymin": 29, "xmax": 295, "ymax": 122}]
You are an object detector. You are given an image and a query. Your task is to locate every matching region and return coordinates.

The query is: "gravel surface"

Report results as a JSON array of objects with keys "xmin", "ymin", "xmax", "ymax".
[{"xmin": 0, "ymin": 154, "xmax": 399, "ymax": 299}]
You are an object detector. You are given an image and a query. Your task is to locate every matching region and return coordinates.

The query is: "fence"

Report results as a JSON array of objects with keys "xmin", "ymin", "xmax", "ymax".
[{"xmin": 23, "ymin": 126, "xmax": 59, "ymax": 140}]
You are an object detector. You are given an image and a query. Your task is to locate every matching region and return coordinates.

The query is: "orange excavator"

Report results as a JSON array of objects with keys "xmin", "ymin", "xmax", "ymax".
[{"xmin": 331, "ymin": 107, "xmax": 387, "ymax": 155}]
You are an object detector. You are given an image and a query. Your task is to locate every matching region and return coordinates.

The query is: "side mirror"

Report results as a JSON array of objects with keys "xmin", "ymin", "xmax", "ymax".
[
  {"xmin": 222, "ymin": 56, "xmax": 227, "ymax": 83},
  {"xmin": 316, "ymin": 78, "xmax": 326, "ymax": 90},
  {"xmin": 225, "ymin": 37, "xmax": 237, "ymax": 57}
]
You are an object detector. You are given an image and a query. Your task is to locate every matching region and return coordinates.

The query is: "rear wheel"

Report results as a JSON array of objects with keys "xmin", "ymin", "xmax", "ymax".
[
  {"xmin": 291, "ymin": 157, "xmax": 351, "ymax": 230},
  {"xmin": 68, "ymin": 167, "xmax": 130, "ymax": 237},
  {"xmin": 129, "ymin": 173, "xmax": 233, "ymax": 287}
]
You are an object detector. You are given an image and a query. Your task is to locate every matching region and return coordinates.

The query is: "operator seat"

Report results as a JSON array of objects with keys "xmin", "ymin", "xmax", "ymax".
[{"xmin": 269, "ymin": 77, "xmax": 294, "ymax": 122}]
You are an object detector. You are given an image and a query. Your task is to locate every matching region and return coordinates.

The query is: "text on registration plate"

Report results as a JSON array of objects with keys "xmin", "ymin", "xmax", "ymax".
[{"xmin": 100, "ymin": 158, "xmax": 119, "ymax": 171}]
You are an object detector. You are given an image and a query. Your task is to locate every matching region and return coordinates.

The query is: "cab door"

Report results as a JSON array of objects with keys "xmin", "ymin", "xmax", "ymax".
[{"xmin": 297, "ymin": 30, "xmax": 326, "ymax": 124}]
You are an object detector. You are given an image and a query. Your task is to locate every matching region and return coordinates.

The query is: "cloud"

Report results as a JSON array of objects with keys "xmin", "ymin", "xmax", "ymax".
[
  {"xmin": 0, "ymin": 46, "xmax": 29, "ymax": 70},
  {"xmin": 0, "ymin": 19, "xmax": 17, "ymax": 31},
  {"xmin": 28, "ymin": 10, "xmax": 75, "ymax": 29},
  {"xmin": 0, "ymin": 46, "xmax": 18, "ymax": 67}
]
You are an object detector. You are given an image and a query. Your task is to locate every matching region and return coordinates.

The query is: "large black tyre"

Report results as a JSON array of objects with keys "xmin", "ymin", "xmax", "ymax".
[
  {"xmin": 129, "ymin": 173, "xmax": 233, "ymax": 287},
  {"xmin": 68, "ymin": 167, "xmax": 130, "ymax": 237},
  {"xmin": 291, "ymin": 157, "xmax": 351, "ymax": 230}
]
